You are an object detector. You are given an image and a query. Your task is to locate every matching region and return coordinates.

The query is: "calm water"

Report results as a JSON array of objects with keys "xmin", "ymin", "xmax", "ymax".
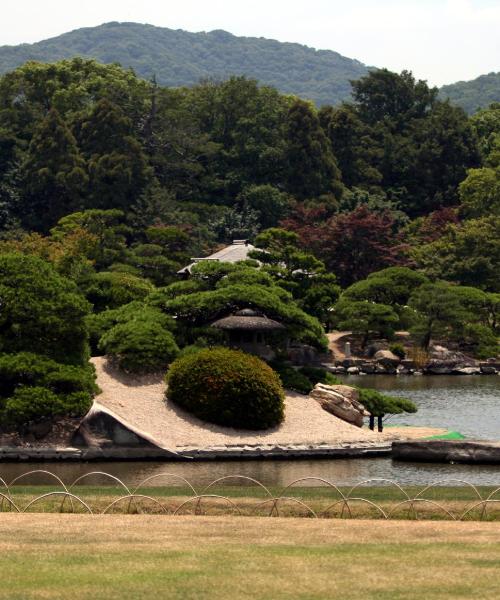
[
  {"xmin": 342, "ymin": 374, "xmax": 500, "ymax": 440},
  {"xmin": 1, "ymin": 376, "xmax": 498, "ymax": 487},
  {"xmin": 0, "ymin": 458, "xmax": 499, "ymax": 488}
]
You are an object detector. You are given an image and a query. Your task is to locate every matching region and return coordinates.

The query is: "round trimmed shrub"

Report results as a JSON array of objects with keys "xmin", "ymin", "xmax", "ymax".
[
  {"xmin": 166, "ymin": 348, "xmax": 285, "ymax": 430},
  {"xmin": 99, "ymin": 319, "xmax": 179, "ymax": 373}
]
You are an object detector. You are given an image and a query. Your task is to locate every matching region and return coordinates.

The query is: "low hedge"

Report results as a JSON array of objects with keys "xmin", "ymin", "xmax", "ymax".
[{"xmin": 166, "ymin": 348, "xmax": 285, "ymax": 430}]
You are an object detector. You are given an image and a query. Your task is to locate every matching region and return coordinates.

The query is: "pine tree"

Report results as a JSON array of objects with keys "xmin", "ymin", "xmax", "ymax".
[
  {"xmin": 77, "ymin": 99, "xmax": 150, "ymax": 210},
  {"xmin": 21, "ymin": 109, "xmax": 87, "ymax": 231},
  {"xmin": 285, "ymin": 99, "xmax": 342, "ymax": 200}
]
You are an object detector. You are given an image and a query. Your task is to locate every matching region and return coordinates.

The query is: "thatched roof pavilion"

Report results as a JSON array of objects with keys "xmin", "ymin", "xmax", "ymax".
[
  {"xmin": 211, "ymin": 309, "xmax": 286, "ymax": 332},
  {"xmin": 211, "ymin": 309, "xmax": 286, "ymax": 360}
]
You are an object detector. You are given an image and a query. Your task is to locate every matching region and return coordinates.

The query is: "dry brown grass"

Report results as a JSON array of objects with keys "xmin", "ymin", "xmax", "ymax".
[{"xmin": 0, "ymin": 515, "xmax": 499, "ymax": 599}]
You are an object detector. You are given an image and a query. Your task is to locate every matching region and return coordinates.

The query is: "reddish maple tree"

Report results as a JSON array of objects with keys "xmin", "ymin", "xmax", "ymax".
[{"xmin": 283, "ymin": 205, "xmax": 407, "ymax": 287}]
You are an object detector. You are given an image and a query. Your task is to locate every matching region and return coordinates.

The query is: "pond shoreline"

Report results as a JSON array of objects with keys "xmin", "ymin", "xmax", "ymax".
[
  {"xmin": 0, "ymin": 443, "xmax": 393, "ymax": 462},
  {"xmin": 2, "ymin": 439, "xmax": 500, "ymax": 464}
]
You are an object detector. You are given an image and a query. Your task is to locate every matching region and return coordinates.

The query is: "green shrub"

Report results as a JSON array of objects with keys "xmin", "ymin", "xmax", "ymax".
[
  {"xmin": 84, "ymin": 271, "xmax": 154, "ymax": 312},
  {"xmin": 0, "ymin": 353, "xmax": 97, "ymax": 398},
  {"xmin": 299, "ymin": 366, "xmax": 341, "ymax": 386},
  {"xmin": 86, "ymin": 301, "xmax": 175, "ymax": 354},
  {"xmin": 276, "ymin": 365, "xmax": 313, "ymax": 394},
  {"xmin": 3, "ymin": 386, "xmax": 93, "ymax": 426},
  {"xmin": 0, "ymin": 353, "xmax": 96, "ymax": 428},
  {"xmin": 42, "ymin": 365, "xmax": 98, "ymax": 396},
  {"xmin": 0, "ymin": 353, "xmax": 57, "ymax": 398},
  {"xmin": 177, "ymin": 342, "xmax": 209, "ymax": 359},
  {"xmin": 62, "ymin": 391, "xmax": 95, "ymax": 416},
  {"xmin": 166, "ymin": 348, "xmax": 284, "ymax": 429},
  {"xmin": 2, "ymin": 387, "xmax": 63, "ymax": 426},
  {"xmin": 464, "ymin": 324, "xmax": 498, "ymax": 359},
  {"xmin": 358, "ymin": 388, "xmax": 417, "ymax": 417},
  {"xmin": 270, "ymin": 364, "xmax": 341, "ymax": 394},
  {"xmin": 99, "ymin": 319, "xmax": 179, "ymax": 373},
  {"xmin": 389, "ymin": 344, "xmax": 407, "ymax": 360}
]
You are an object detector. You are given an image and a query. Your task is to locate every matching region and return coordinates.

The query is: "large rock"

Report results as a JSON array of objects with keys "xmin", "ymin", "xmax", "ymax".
[
  {"xmin": 425, "ymin": 349, "xmax": 476, "ymax": 374},
  {"xmin": 430, "ymin": 345, "xmax": 452, "ymax": 359},
  {"xmin": 310, "ymin": 383, "xmax": 366, "ymax": 427},
  {"xmin": 373, "ymin": 350, "xmax": 400, "ymax": 368},
  {"xmin": 425, "ymin": 357, "xmax": 477, "ymax": 374},
  {"xmin": 452, "ymin": 367, "xmax": 481, "ymax": 375}
]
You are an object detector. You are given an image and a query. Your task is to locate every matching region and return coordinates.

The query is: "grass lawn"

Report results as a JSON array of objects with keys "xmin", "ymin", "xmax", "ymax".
[
  {"xmin": 3, "ymin": 485, "xmax": 500, "ymax": 520},
  {"xmin": 0, "ymin": 515, "xmax": 499, "ymax": 599}
]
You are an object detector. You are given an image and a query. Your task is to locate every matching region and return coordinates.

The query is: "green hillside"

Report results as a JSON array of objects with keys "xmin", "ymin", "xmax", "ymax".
[
  {"xmin": 440, "ymin": 72, "xmax": 500, "ymax": 114},
  {"xmin": 0, "ymin": 21, "xmax": 369, "ymax": 106}
]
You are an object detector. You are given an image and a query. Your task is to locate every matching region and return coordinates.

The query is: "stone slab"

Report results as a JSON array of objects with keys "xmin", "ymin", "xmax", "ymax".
[
  {"xmin": 392, "ymin": 440, "xmax": 500, "ymax": 465},
  {"xmin": 0, "ymin": 443, "xmax": 392, "ymax": 462}
]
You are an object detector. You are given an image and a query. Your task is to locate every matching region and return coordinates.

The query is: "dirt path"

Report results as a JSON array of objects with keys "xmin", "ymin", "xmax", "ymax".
[{"xmin": 327, "ymin": 331, "xmax": 352, "ymax": 361}]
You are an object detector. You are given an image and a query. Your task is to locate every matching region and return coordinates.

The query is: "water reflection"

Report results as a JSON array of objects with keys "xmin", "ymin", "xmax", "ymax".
[{"xmin": 1, "ymin": 458, "xmax": 499, "ymax": 488}]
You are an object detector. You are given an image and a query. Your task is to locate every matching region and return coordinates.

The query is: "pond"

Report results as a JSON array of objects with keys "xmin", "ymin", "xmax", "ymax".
[
  {"xmin": 1, "ymin": 376, "xmax": 498, "ymax": 488},
  {"xmin": 341, "ymin": 374, "xmax": 500, "ymax": 440}
]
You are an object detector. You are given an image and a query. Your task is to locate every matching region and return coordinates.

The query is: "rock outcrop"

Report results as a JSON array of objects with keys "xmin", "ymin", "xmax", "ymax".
[
  {"xmin": 310, "ymin": 383, "xmax": 367, "ymax": 428},
  {"xmin": 373, "ymin": 350, "xmax": 400, "ymax": 368},
  {"xmin": 425, "ymin": 346, "xmax": 477, "ymax": 374}
]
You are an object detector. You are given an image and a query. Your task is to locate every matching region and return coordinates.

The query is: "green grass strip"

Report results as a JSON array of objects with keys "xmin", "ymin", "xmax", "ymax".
[{"xmin": 425, "ymin": 431, "xmax": 467, "ymax": 440}]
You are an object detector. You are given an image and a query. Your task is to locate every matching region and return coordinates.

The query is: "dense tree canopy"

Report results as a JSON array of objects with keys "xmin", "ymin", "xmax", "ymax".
[{"xmin": 0, "ymin": 57, "xmax": 497, "ymax": 416}]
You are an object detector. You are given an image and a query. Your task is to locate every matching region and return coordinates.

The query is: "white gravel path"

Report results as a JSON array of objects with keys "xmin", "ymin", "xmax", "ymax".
[{"xmin": 92, "ymin": 357, "xmax": 444, "ymax": 449}]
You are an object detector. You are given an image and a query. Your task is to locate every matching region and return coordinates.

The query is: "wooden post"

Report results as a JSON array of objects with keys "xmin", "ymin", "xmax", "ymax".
[
  {"xmin": 369, "ymin": 415, "xmax": 375, "ymax": 431},
  {"xmin": 377, "ymin": 416, "xmax": 383, "ymax": 432}
]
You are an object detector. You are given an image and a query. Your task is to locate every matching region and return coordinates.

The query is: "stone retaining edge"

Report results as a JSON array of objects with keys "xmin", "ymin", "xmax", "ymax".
[
  {"xmin": 392, "ymin": 440, "xmax": 500, "ymax": 465},
  {"xmin": 0, "ymin": 444, "xmax": 392, "ymax": 462}
]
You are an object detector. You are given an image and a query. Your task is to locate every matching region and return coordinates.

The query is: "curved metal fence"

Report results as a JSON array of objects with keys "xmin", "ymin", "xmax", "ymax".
[{"xmin": 1, "ymin": 470, "xmax": 499, "ymax": 520}]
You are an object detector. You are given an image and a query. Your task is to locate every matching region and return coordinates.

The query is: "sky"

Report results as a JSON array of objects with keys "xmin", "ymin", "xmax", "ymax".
[{"xmin": 1, "ymin": 0, "xmax": 499, "ymax": 86}]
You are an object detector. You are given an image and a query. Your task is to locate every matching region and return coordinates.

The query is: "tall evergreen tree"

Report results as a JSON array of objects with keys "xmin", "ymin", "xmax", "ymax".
[
  {"xmin": 20, "ymin": 108, "xmax": 87, "ymax": 231},
  {"xmin": 77, "ymin": 99, "xmax": 150, "ymax": 210},
  {"xmin": 285, "ymin": 99, "xmax": 342, "ymax": 200},
  {"xmin": 319, "ymin": 105, "xmax": 382, "ymax": 189}
]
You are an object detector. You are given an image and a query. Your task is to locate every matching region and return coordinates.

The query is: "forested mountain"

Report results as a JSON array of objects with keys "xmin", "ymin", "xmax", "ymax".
[
  {"xmin": 0, "ymin": 22, "xmax": 369, "ymax": 106},
  {"xmin": 440, "ymin": 72, "xmax": 500, "ymax": 114}
]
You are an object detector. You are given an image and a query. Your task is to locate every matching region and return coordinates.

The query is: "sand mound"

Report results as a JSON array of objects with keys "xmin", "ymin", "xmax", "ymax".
[{"xmin": 91, "ymin": 357, "xmax": 444, "ymax": 449}]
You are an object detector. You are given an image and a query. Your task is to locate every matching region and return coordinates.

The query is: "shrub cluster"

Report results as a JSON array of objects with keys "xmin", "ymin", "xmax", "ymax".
[
  {"xmin": 88, "ymin": 301, "xmax": 179, "ymax": 373},
  {"xmin": 0, "ymin": 353, "xmax": 97, "ymax": 428},
  {"xmin": 271, "ymin": 363, "xmax": 340, "ymax": 394},
  {"xmin": 166, "ymin": 348, "xmax": 285, "ymax": 430},
  {"xmin": 99, "ymin": 319, "xmax": 179, "ymax": 373},
  {"xmin": 389, "ymin": 343, "xmax": 406, "ymax": 360},
  {"xmin": 357, "ymin": 388, "xmax": 417, "ymax": 417}
]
